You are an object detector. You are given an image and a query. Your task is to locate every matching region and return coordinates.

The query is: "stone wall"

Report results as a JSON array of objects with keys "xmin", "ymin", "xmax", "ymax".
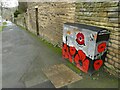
[
  {"xmin": 27, "ymin": 2, "xmax": 75, "ymax": 47},
  {"xmin": 26, "ymin": 8, "xmax": 37, "ymax": 34},
  {"xmin": 75, "ymin": 2, "xmax": 119, "ymax": 77},
  {"xmin": 15, "ymin": 14, "xmax": 26, "ymax": 28},
  {"xmin": 16, "ymin": 2, "xmax": 119, "ymax": 78}
]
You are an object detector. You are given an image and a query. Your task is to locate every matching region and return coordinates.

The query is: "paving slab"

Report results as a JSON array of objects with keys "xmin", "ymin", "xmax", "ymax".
[{"xmin": 42, "ymin": 64, "xmax": 82, "ymax": 88}]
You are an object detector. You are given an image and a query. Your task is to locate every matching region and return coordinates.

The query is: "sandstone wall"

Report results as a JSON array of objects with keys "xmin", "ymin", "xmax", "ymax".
[
  {"xmin": 15, "ymin": 14, "xmax": 26, "ymax": 28},
  {"xmin": 27, "ymin": 2, "xmax": 75, "ymax": 47},
  {"xmin": 26, "ymin": 8, "xmax": 37, "ymax": 34}
]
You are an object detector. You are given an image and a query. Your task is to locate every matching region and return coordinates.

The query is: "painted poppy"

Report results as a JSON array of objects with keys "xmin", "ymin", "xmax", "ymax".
[
  {"xmin": 74, "ymin": 54, "xmax": 80, "ymax": 64},
  {"xmin": 94, "ymin": 59, "xmax": 103, "ymax": 70},
  {"xmin": 97, "ymin": 42, "xmax": 107, "ymax": 53},
  {"xmin": 74, "ymin": 50, "xmax": 86, "ymax": 64},
  {"xmin": 76, "ymin": 32, "xmax": 85, "ymax": 45},
  {"xmin": 74, "ymin": 50, "xmax": 89, "ymax": 73},
  {"xmin": 76, "ymin": 59, "xmax": 89, "ymax": 73},
  {"xmin": 78, "ymin": 50, "xmax": 86, "ymax": 62},
  {"xmin": 69, "ymin": 46, "xmax": 76, "ymax": 56},
  {"xmin": 82, "ymin": 59, "xmax": 89, "ymax": 73},
  {"xmin": 62, "ymin": 43, "xmax": 69, "ymax": 59}
]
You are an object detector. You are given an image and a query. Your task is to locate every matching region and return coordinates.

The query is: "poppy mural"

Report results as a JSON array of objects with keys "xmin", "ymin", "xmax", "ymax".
[
  {"xmin": 97, "ymin": 42, "xmax": 107, "ymax": 53},
  {"xmin": 63, "ymin": 23, "xmax": 110, "ymax": 75},
  {"xmin": 76, "ymin": 32, "xmax": 85, "ymax": 45}
]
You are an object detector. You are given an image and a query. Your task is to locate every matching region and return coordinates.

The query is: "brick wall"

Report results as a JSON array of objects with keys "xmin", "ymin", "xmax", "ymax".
[
  {"xmin": 75, "ymin": 2, "xmax": 119, "ymax": 77},
  {"xmin": 15, "ymin": 2, "xmax": 119, "ymax": 78}
]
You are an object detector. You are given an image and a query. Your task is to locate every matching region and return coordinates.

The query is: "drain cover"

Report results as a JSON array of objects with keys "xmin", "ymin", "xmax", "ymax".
[{"xmin": 42, "ymin": 64, "xmax": 82, "ymax": 88}]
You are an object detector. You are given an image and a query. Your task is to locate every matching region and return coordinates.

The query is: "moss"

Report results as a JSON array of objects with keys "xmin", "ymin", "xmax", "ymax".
[
  {"xmin": 41, "ymin": 40, "xmax": 62, "ymax": 55},
  {"xmin": 3, "ymin": 22, "xmax": 7, "ymax": 25},
  {"xmin": 65, "ymin": 60, "xmax": 81, "ymax": 74}
]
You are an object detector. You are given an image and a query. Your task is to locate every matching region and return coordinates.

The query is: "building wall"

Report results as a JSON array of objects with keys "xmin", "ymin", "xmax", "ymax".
[
  {"xmin": 27, "ymin": 2, "xmax": 75, "ymax": 47},
  {"xmin": 15, "ymin": 2, "xmax": 119, "ymax": 78},
  {"xmin": 26, "ymin": 8, "xmax": 37, "ymax": 34}
]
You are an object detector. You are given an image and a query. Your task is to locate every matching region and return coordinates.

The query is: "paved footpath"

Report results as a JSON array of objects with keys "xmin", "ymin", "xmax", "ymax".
[
  {"xmin": 2, "ymin": 22, "xmax": 119, "ymax": 88},
  {"xmin": 2, "ymin": 22, "xmax": 62, "ymax": 88}
]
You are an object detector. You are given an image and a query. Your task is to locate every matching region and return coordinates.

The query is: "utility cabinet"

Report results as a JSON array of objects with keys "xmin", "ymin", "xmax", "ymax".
[{"xmin": 62, "ymin": 23, "xmax": 110, "ymax": 74}]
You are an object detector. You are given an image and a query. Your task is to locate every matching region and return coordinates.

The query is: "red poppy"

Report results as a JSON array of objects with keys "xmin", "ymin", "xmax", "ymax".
[
  {"xmin": 62, "ymin": 43, "xmax": 69, "ymax": 59},
  {"xmin": 82, "ymin": 59, "xmax": 89, "ymax": 72},
  {"xmin": 69, "ymin": 46, "xmax": 76, "ymax": 56},
  {"xmin": 74, "ymin": 54, "xmax": 80, "ymax": 64},
  {"xmin": 74, "ymin": 50, "xmax": 89, "ymax": 73},
  {"xmin": 74, "ymin": 50, "xmax": 86, "ymax": 64},
  {"xmin": 76, "ymin": 32, "xmax": 85, "ymax": 45},
  {"xmin": 94, "ymin": 59, "xmax": 103, "ymax": 70},
  {"xmin": 78, "ymin": 50, "xmax": 86, "ymax": 62},
  {"xmin": 97, "ymin": 42, "xmax": 107, "ymax": 53},
  {"xmin": 76, "ymin": 59, "xmax": 89, "ymax": 73}
]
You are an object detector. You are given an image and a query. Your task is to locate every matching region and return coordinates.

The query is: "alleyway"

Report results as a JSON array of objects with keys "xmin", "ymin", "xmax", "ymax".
[
  {"xmin": 2, "ymin": 22, "xmax": 63, "ymax": 88},
  {"xmin": 2, "ymin": 22, "xmax": 119, "ymax": 88}
]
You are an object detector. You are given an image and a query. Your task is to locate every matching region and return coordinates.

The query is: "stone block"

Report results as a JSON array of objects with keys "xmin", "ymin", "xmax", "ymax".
[
  {"xmin": 115, "ymin": 69, "xmax": 120, "ymax": 73},
  {"xmin": 111, "ymin": 43, "xmax": 119, "ymax": 49},
  {"xmin": 108, "ymin": 12, "xmax": 119, "ymax": 18},
  {"xmin": 114, "ymin": 62, "xmax": 120, "ymax": 69},
  {"xmin": 108, "ymin": 47, "xmax": 113, "ymax": 51},
  {"xmin": 108, "ymin": 51, "xmax": 115, "ymax": 56},
  {"xmin": 105, "ymin": 58, "xmax": 108, "ymax": 62},
  {"xmin": 107, "ymin": 54, "xmax": 112, "ymax": 59},
  {"xmin": 113, "ymin": 57, "xmax": 119, "ymax": 63},
  {"xmin": 113, "ymin": 49, "xmax": 120, "ymax": 54},
  {"xmin": 108, "ymin": 18, "xmax": 118, "ymax": 24},
  {"xmin": 105, "ymin": 67, "xmax": 119, "ymax": 78},
  {"xmin": 110, "ymin": 35, "xmax": 119, "ymax": 40},
  {"xmin": 108, "ymin": 59, "xmax": 115, "ymax": 65},
  {"xmin": 104, "ymin": 62, "xmax": 115, "ymax": 70},
  {"xmin": 107, "ymin": 7, "xmax": 119, "ymax": 12},
  {"xmin": 111, "ymin": 39, "xmax": 120, "ymax": 45}
]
